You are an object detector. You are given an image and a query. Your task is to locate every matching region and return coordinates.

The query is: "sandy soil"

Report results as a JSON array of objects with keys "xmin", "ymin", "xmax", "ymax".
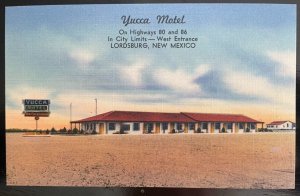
[{"xmin": 6, "ymin": 132, "xmax": 295, "ymax": 188}]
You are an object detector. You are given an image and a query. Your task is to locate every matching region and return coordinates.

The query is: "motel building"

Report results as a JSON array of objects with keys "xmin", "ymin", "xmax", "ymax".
[
  {"xmin": 70, "ymin": 111, "xmax": 263, "ymax": 134},
  {"xmin": 266, "ymin": 121, "xmax": 295, "ymax": 131}
]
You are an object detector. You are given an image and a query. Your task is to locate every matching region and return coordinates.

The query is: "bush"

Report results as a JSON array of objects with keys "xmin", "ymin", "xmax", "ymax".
[
  {"xmin": 196, "ymin": 128, "xmax": 201, "ymax": 133},
  {"xmin": 258, "ymin": 128, "xmax": 268, "ymax": 132},
  {"xmin": 50, "ymin": 127, "xmax": 56, "ymax": 133},
  {"xmin": 113, "ymin": 130, "xmax": 127, "ymax": 134},
  {"xmin": 246, "ymin": 127, "xmax": 250, "ymax": 132},
  {"xmin": 221, "ymin": 127, "xmax": 226, "ymax": 133},
  {"xmin": 92, "ymin": 130, "xmax": 97, "ymax": 134},
  {"xmin": 171, "ymin": 129, "xmax": 176, "ymax": 134},
  {"xmin": 72, "ymin": 128, "xmax": 79, "ymax": 134},
  {"xmin": 59, "ymin": 127, "xmax": 67, "ymax": 134},
  {"xmin": 46, "ymin": 129, "xmax": 50, "ymax": 134}
]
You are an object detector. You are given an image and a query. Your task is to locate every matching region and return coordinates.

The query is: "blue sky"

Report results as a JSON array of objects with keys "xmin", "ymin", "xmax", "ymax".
[{"xmin": 5, "ymin": 4, "xmax": 296, "ymax": 128}]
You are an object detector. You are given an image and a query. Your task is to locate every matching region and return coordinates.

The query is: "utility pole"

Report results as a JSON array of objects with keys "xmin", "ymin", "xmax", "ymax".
[
  {"xmin": 70, "ymin": 102, "xmax": 72, "ymax": 130},
  {"xmin": 95, "ymin": 98, "xmax": 97, "ymax": 115}
]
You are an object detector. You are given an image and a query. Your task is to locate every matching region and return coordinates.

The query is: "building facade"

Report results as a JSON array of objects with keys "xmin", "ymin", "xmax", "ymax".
[
  {"xmin": 71, "ymin": 111, "xmax": 263, "ymax": 134},
  {"xmin": 266, "ymin": 121, "xmax": 295, "ymax": 131}
]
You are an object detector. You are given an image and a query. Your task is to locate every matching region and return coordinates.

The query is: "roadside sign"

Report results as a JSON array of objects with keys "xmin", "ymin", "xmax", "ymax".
[{"xmin": 23, "ymin": 99, "xmax": 50, "ymax": 117}]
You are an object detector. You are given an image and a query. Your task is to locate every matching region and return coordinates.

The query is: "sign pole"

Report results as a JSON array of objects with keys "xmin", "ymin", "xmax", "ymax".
[
  {"xmin": 95, "ymin": 98, "xmax": 97, "ymax": 115},
  {"xmin": 70, "ymin": 103, "xmax": 72, "ymax": 131},
  {"xmin": 35, "ymin": 116, "xmax": 39, "ymax": 132}
]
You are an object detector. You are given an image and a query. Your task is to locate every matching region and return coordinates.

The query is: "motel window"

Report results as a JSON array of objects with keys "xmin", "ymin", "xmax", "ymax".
[
  {"xmin": 227, "ymin": 123, "xmax": 232, "ymax": 129},
  {"xmin": 215, "ymin": 123, "xmax": 220, "ymax": 130},
  {"xmin": 189, "ymin": 123, "xmax": 195, "ymax": 130},
  {"xmin": 177, "ymin": 123, "xmax": 182, "ymax": 130},
  {"xmin": 250, "ymin": 123, "xmax": 255, "ymax": 129},
  {"xmin": 239, "ymin": 123, "xmax": 244, "ymax": 129},
  {"xmin": 287, "ymin": 123, "xmax": 289, "ymax": 127},
  {"xmin": 202, "ymin": 122, "xmax": 208, "ymax": 130},
  {"xmin": 87, "ymin": 124, "xmax": 89, "ymax": 130},
  {"xmin": 133, "ymin": 123, "xmax": 140, "ymax": 131},
  {"xmin": 121, "ymin": 124, "xmax": 130, "ymax": 131},
  {"xmin": 108, "ymin": 123, "xmax": 115, "ymax": 131},
  {"xmin": 147, "ymin": 123, "xmax": 153, "ymax": 131},
  {"xmin": 162, "ymin": 122, "xmax": 168, "ymax": 130},
  {"xmin": 276, "ymin": 125, "xmax": 278, "ymax": 128}
]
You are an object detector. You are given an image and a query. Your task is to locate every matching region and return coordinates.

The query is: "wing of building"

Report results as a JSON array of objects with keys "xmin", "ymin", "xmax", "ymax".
[
  {"xmin": 70, "ymin": 111, "xmax": 263, "ymax": 134},
  {"xmin": 266, "ymin": 121, "xmax": 295, "ymax": 130}
]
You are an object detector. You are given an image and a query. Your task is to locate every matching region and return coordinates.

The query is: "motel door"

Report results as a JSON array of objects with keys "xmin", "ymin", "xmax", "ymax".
[
  {"xmin": 99, "ymin": 123, "xmax": 104, "ymax": 134},
  {"xmin": 155, "ymin": 123, "xmax": 160, "ymax": 134}
]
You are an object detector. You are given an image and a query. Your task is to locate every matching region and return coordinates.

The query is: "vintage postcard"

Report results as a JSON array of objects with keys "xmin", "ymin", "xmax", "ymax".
[{"xmin": 5, "ymin": 4, "xmax": 296, "ymax": 188}]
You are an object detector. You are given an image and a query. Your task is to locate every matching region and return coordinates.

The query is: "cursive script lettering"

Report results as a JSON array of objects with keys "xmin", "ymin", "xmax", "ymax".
[
  {"xmin": 121, "ymin": 15, "xmax": 150, "ymax": 26},
  {"xmin": 157, "ymin": 15, "xmax": 185, "ymax": 24}
]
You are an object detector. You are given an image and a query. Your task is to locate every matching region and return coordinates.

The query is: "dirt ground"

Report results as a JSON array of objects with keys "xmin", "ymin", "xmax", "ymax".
[{"xmin": 6, "ymin": 132, "xmax": 295, "ymax": 188}]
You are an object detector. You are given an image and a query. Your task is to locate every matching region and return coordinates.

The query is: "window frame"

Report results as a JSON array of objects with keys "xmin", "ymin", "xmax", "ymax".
[
  {"xmin": 133, "ymin": 123, "xmax": 140, "ymax": 131},
  {"xmin": 108, "ymin": 123, "xmax": 116, "ymax": 131},
  {"xmin": 189, "ymin": 123, "xmax": 195, "ymax": 130},
  {"xmin": 162, "ymin": 122, "xmax": 168, "ymax": 130},
  {"xmin": 227, "ymin": 123, "xmax": 233, "ymax": 129},
  {"xmin": 202, "ymin": 122, "xmax": 208, "ymax": 130},
  {"xmin": 215, "ymin": 122, "xmax": 220, "ymax": 130}
]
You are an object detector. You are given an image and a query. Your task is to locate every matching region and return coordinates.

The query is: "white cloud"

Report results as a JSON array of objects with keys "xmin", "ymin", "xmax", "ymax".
[
  {"xmin": 118, "ymin": 59, "xmax": 149, "ymax": 87},
  {"xmin": 223, "ymin": 69, "xmax": 295, "ymax": 106},
  {"xmin": 6, "ymin": 85, "xmax": 54, "ymax": 108},
  {"xmin": 153, "ymin": 64, "xmax": 210, "ymax": 94},
  {"xmin": 266, "ymin": 51, "xmax": 296, "ymax": 79},
  {"xmin": 36, "ymin": 27, "xmax": 101, "ymax": 70},
  {"xmin": 69, "ymin": 48, "xmax": 96, "ymax": 69}
]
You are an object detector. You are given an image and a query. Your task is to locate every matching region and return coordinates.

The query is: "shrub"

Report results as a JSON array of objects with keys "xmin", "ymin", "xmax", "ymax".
[
  {"xmin": 246, "ymin": 127, "xmax": 250, "ymax": 132},
  {"xmin": 59, "ymin": 127, "xmax": 67, "ymax": 134},
  {"xmin": 50, "ymin": 127, "xmax": 57, "ymax": 134},
  {"xmin": 113, "ymin": 130, "xmax": 127, "ymax": 134},
  {"xmin": 92, "ymin": 130, "xmax": 97, "ymax": 134},
  {"xmin": 221, "ymin": 127, "xmax": 226, "ymax": 133},
  {"xmin": 72, "ymin": 127, "xmax": 79, "ymax": 134},
  {"xmin": 196, "ymin": 128, "xmax": 201, "ymax": 133}
]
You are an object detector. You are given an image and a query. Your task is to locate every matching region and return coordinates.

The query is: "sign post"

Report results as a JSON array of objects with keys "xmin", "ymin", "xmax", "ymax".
[
  {"xmin": 35, "ymin": 116, "xmax": 40, "ymax": 131},
  {"xmin": 22, "ymin": 99, "xmax": 50, "ymax": 132}
]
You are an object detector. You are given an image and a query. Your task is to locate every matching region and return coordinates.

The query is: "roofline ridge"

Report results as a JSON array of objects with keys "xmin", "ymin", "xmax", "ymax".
[
  {"xmin": 181, "ymin": 112, "xmax": 244, "ymax": 116},
  {"xmin": 112, "ymin": 110, "xmax": 182, "ymax": 114}
]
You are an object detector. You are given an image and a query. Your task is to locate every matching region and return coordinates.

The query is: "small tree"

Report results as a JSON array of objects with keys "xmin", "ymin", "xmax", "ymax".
[
  {"xmin": 46, "ymin": 129, "xmax": 50, "ymax": 134},
  {"xmin": 62, "ymin": 127, "xmax": 67, "ymax": 133},
  {"xmin": 221, "ymin": 127, "xmax": 226, "ymax": 133},
  {"xmin": 72, "ymin": 127, "xmax": 79, "ymax": 134},
  {"xmin": 196, "ymin": 127, "xmax": 201, "ymax": 133},
  {"xmin": 50, "ymin": 127, "xmax": 57, "ymax": 134}
]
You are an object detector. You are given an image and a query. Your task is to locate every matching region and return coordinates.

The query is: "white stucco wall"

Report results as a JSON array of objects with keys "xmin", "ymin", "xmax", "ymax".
[{"xmin": 267, "ymin": 121, "xmax": 294, "ymax": 130}]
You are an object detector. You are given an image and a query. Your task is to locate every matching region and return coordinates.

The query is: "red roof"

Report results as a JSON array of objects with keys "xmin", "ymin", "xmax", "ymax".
[
  {"xmin": 181, "ymin": 112, "xmax": 263, "ymax": 123},
  {"xmin": 267, "ymin": 121, "xmax": 292, "ymax": 125},
  {"xmin": 72, "ymin": 111, "xmax": 263, "ymax": 123},
  {"xmin": 71, "ymin": 111, "xmax": 195, "ymax": 123}
]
